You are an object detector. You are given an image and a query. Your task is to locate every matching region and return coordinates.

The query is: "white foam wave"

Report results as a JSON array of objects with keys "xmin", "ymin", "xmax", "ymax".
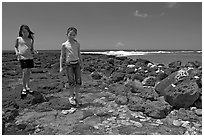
[
  {"xmin": 81, "ymin": 50, "xmax": 200, "ymax": 57},
  {"xmin": 82, "ymin": 50, "xmax": 172, "ymax": 57}
]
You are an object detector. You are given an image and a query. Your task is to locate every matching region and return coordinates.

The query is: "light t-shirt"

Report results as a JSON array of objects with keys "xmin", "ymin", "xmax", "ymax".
[
  {"xmin": 62, "ymin": 40, "xmax": 80, "ymax": 63},
  {"xmin": 17, "ymin": 37, "xmax": 33, "ymax": 60}
]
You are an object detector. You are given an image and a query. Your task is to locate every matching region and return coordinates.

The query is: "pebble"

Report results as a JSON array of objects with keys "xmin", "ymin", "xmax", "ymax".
[
  {"xmin": 155, "ymin": 119, "xmax": 163, "ymax": 125},
  {"xmin": 173, "ymin": 120, "xmax": 182, "ymax": 126},
  {"xmin": 194, "ymin": 109, "xmax": 202, "ymax": 116},
  {"xmin": 139, "ymin": 117, "xmax": 151, "ymax": 122},
  {"xmin": 181, "ymin": 121, "xmax": 190, "ymax": 128},
  {"xmin": 130, "ymin": 120, "xmax": 143, "ymax": 127},
  {"xmin": 190, "ymin": 107, "xmax": 197, "ymax": 111}
]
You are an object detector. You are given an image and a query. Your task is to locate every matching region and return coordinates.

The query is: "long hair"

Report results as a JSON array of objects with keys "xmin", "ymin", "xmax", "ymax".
[
  {"xmin": 19, "ymin": 25, "xmax": 34, "ymax": 40},
  {"xmin": 66, "ymin": 27, "xmax": 77, "ymax": 36}
]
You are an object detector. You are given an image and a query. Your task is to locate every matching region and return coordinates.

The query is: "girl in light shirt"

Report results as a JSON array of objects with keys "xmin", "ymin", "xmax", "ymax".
[
  {"xmin": 14, "ymin": 25, "xmax": 36, "ymax": 99},
  {"xmin": 60, "ymin": 27, "xmax": 82, "ymax": 107}
]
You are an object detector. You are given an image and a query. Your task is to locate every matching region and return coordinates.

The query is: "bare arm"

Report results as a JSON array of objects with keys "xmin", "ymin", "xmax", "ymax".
[
  {"xmin": 14, "ymin": 38, "xmax": 19, "ymax": 55},
  {"xmin": 30, "ymin": 38, "xmax": 34, "ymax": 54},
  {"xmin": 60, "ymin": 45, "xmax": 65, "ymax": 70},
  {"xmin": 78, "ymin": 44, "xmax": 82, "ymax": 62}
]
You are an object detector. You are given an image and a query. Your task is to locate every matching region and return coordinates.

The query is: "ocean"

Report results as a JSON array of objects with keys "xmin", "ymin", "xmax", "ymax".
[{"xmin": 81, "ymin": 50, "xmax": 202, "ymax": 65}]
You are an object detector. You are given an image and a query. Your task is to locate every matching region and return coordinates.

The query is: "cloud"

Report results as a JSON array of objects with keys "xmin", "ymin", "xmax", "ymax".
[
  {"xmin": 133, "ymin": 10, "xmax": 149, "ymax": 18},
  {"xmin": 166, "ymin": 2, "xmax": 178, "ymax": 8},
  {"xmin": 159, "ymin": 12, "xmax": 165, "ymax": 17},
  {"xmin": 115, "ymin": 42, "xmax": 125, "ymax": 48}
]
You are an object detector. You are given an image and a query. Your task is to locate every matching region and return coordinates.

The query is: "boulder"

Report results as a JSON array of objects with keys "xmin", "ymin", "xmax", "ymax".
[
  {"xmin": 110, "ymin": 72, "xmax": 125, "ymax": 83},
  {"xmin": 163, "ymin": 80, "xmax": 199, "ymax": 108},
  {"xmin": 48, "ymin": 97, "xmax": 71, "ymax": 110},
  {"xmin": 124, "ymin": 79, "xmax": 144, "ymax": 93},
  {"xmin": 109, "ymin": 83, "xmax": 129, "ymax": 96},
  {"xmin": 142, "ymin": 76, "xmax": 156, "ymax": 87},
  {"xmin": 144, "ymin": 100, "xmax": 172, "ymax": 119},
  {"xmin": 155, "ymin": 68, "xmax": 200, "ymax": 108},
  {"xmin": 127, "ymin": 95, "xmax": 147, "ymax": 112},
  {"xmin": 115, "ymin": 95, "xmax": 128, "ymax": 105},
  {"xmin": 156, "ymin": 68, "xmax": 195, "ymax": 96},
  {"xmin": 139, "ymin": 87, "xmax": 159, "ymax": 101}
]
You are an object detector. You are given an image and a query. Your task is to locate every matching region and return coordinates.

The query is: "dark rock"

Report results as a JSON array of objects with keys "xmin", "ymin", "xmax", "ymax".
[
  {"xmin": 196, "ymin": 77, "xmax": 202, "ymax": 88},
  {"xmin": 106, "ymin": 58, "xmax": 115, "ymax": 65},
  {"xmin": 176, "ymin": 108, "xmax": 200, "ymax": 121},
  {"xmin": 109, "ymin": 83, "xmax": 129, "ymax": 96},
  {"xmin": 163, "ymin": 80, "xmax": 199, "ymax": 108},
  {"xmin": 37, "ymin": 82, "xmax": 63, "ymax": 94},
  {"xmin": 185, "ymin": 61, "xmax": 197, "ymax": 68},
  {"xmin": 125, "ymin": 67, "xmax": 135, "ymax": 74},
  {"xmin": 156, "ymin": 68, "xmax": 192, "ymax": 96},
  {"xmin": 135, "ymin": 58, "xmax": 152, "ymax": 67},
  {"xmin": 124, "ymin": 79, "xmax": 143, "ymax": 93},
  {"xmin": 115, "ymin": 95, "xmax": 128, "ymax": 105},
  {"xmin": 142, "ymin": 76, "xmax": 156, "ymax": 87},
  {"xmin": 168, "ymin": 61, "xmax": 182, "ymax": 69},
  {"xmin": 127, "ymin": 95, "xmax": 146, "ymax": 112},
  {"xmin": 131, "ymin": 73, "xmax": 145, "ymax": 82},
  {"xmin": 193, "ymin": 95, "xmax": 202, "ymax": 109},
  {"xmin": 48, "ymin": 97, "xmax": 71, "ymax": 110},
  {"xmin": 116, "ymin": 56, "xmax": 128, "ymax": 61},
  {"xmin": 110, "ymin": 72, "xmax": 125, "ymax": 83},
  {"xmin": 103, "ymin": 66, "xmax": 115, "ymax": 77},
  {"xmin": 91, "ymin": 71, "xmax": 103, "ymax": 80},
  {"xmin": 31, "ymin": 91, "xmax": 47, "ymax": 105},
  {"xmin": 144, "ymin": 100, "xmax": 172, "ymax": 119},
  {"xmin": 156, "ymin": 68, "xmax": 200, "ymax": 108},
  {"xmin": 139, "ymin": 87, "xmax": 159, "ymax": 101},
  {"xmin": 156, "ymin": 72, "xmax": 168, "ymax": 81}
]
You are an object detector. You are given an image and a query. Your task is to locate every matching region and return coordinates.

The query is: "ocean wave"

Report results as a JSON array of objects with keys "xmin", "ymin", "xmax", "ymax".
[
  {"xmin": 81, "ymin": 50, "xmax": 201, "ymax": 57},
  {"xmin": 82, "ymin": 50, "xmax": 173, "ymax": 57}
]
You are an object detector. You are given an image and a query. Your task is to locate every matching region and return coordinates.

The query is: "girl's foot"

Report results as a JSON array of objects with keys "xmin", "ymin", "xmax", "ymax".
[
  {"xmin": 26, "ymin": 88, "xmax": 34, "ymax": 94},
  {"xmin": 68, "ymin": 97, "xmax": 76, "ymax": 106},
  {"xmin": 21, "ymin": 89, "xmax": 27, "ymax": 99}
]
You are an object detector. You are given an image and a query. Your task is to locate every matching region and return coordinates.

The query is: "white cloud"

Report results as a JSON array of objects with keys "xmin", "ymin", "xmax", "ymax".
[
  {"xmin": 166, "ymin": 2, "xmax": 178, "ymax": 8},
  {"xmin": 159, "ymin": 12, "xmax": 165, "ymax": 17},
  {"xmin": 115, "ymin": 42, "xmax": 125, "ymax": 48},
  {"xmin": 133, "ymin": 10, "xmax": 149, "ymax": 18}
]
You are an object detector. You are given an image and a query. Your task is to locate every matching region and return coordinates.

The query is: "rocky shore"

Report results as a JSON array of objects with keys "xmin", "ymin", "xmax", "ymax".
[{"xmin": 2, "ymin": 51, "xmax": 202, "ymax": 135}]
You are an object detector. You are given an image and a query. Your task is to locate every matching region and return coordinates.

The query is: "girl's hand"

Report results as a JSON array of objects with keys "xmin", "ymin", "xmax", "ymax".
[
  {"xmin": 34, "ymin": 50, "xmax": 38, "ymax": 54},
  {"xmin": 60, "ymin": 67, "xmax": 63, "ymax": 72}
]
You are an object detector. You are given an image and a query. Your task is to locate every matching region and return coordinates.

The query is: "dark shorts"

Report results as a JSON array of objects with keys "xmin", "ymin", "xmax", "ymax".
[
  {"xmin": 19, "ymin": 59, "xmax": 34, "ymax": 69},
  {"xmin": 66, "ymin": 63, "xmax": 82, "ymax": 86}
]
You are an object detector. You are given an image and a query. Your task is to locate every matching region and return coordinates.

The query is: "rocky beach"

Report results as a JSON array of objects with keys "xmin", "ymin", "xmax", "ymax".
[{"xmin": 2, "ymin": 50, "xmax": 202, "ymax": 135}]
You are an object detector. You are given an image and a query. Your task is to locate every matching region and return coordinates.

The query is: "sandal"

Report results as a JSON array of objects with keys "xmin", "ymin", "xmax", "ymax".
[
  {"xmin": 21, "ymin": 89, "xmax": 27, "ymax": 99},
  {"xmin": 68, "ymin": 97, "xmax": 76, "ymax": 106},
  {"xmin": 26, "ymin": 88, "xmax": 34, "ymax": 94}
]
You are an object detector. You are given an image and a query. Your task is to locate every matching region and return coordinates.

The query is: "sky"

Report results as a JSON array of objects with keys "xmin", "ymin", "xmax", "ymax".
[{"xmin": 2, "ymin": 1, "xmax": 202, "ymax": 50}]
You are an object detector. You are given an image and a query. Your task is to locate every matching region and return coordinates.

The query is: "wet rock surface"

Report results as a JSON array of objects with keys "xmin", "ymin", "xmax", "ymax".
[{"xmin": 2, "ymin": 51, "xmax": 202, "ymax": 135}]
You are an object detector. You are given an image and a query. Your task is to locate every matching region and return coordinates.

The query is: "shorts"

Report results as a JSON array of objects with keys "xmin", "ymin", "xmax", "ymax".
[
  {"xmin": 66, "ymin": 63, "xmax": 82, "ymax": 86},
  {"xmin": 19, "ymin": 59, "xmax": 34, "ymax": 69}
]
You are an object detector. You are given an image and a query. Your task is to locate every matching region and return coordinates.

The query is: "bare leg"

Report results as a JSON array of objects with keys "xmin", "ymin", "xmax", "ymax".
[
  {"xmin": 75, "ymin": 85, "xmax": 81, "ymax": 104},
  {"xmin": 26, "ymin": 68, "xmax": 31, "ymax": 89},
  {"xmin": 22, "ymin": 69, "xmax": 27, "ymax": 90},
  {"xmin": 69, "ymin": 86, "xmax": 75, "ymax": 97}
]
